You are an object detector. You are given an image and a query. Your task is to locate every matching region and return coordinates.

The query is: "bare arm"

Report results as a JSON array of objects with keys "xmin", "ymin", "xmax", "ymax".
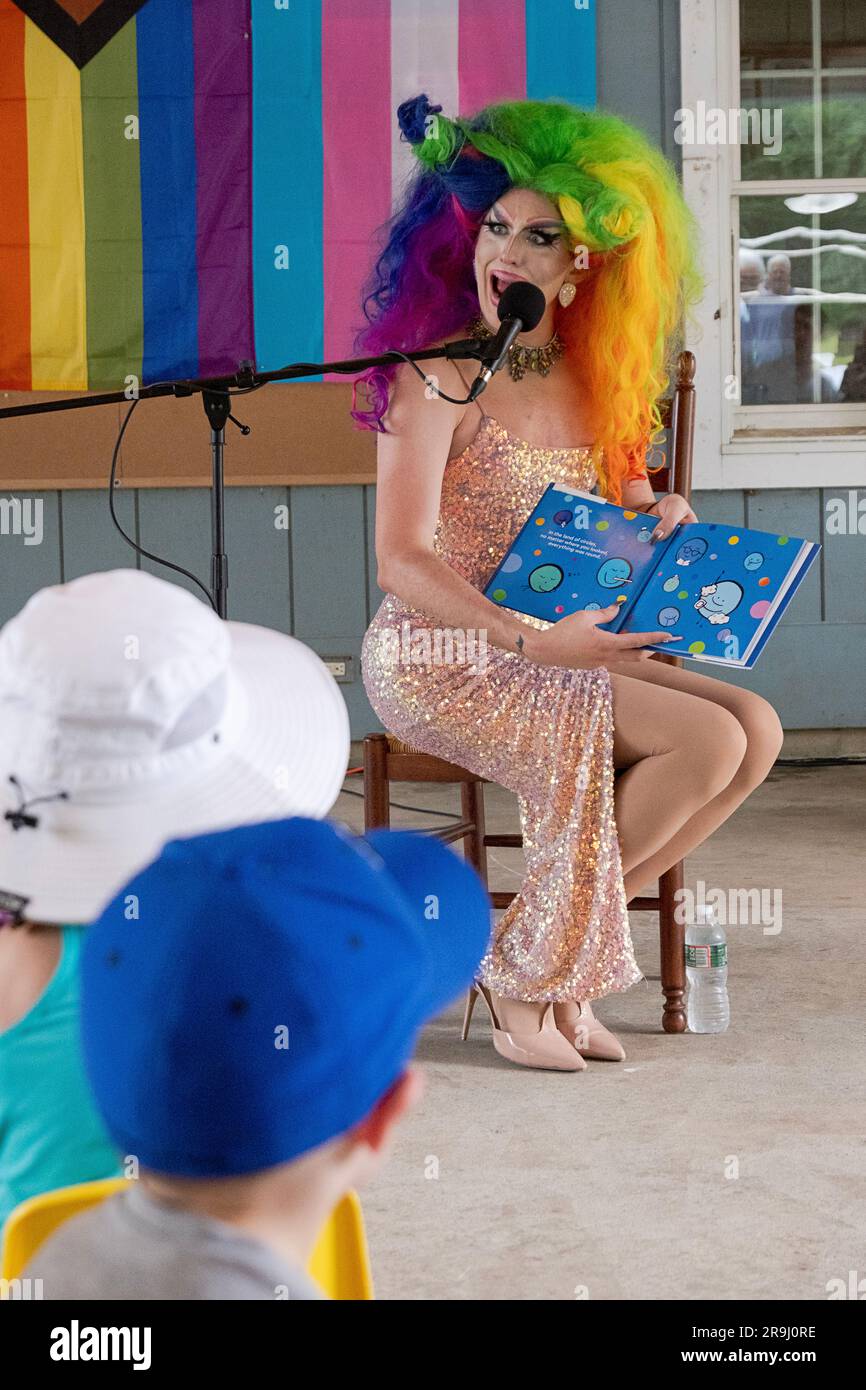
[
  {"xmin": 374, "ymin": 365, "xmax": 680, "ymax": 668},
  {"xmin": 621, "ymin": 476, "xmax": 658, "ymax": 513},
  {"xmin": 374, "ymin": 362, "xmax": 536, "ymax": 655}
]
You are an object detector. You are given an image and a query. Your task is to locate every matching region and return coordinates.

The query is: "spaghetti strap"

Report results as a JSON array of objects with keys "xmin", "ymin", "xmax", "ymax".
[{"xmin": 452, "ymin": 359, "xmax": 485, "ymax": 420}]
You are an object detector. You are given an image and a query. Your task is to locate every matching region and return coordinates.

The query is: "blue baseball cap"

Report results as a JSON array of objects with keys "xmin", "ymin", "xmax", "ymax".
[{"xmin": 80, "ymin": 817, "xmax": 491, "ymax": 1177}]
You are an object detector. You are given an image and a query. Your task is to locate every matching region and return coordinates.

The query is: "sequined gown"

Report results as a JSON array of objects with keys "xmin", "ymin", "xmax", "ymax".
[{"xmin": 361, "ymin": 410, "xmax": 644, "ymax": 1004}]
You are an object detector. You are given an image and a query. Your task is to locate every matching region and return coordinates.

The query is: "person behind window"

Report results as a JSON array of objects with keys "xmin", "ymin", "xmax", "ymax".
[
  {"xmin": 739, "ymin": 249, "xmax": 765, "ymax": 403},
  {"xmin": 839, "ymin": 323, "xmax": 866, "ymax": 402}
]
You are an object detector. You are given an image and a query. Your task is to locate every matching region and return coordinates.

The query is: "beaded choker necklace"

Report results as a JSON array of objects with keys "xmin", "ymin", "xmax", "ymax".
[{"xmin": 469, "ymin": 315, "xmax": 565, "ymax": 381}]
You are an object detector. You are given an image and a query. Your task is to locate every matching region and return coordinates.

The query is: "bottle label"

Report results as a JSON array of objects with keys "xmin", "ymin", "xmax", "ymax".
[{"xmin": 686, "ymin": 943, "xmax": 727, "ymax": 968}]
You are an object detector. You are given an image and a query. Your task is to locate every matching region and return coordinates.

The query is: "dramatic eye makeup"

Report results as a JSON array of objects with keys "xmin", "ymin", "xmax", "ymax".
[{"xmin": 481, "ymin": 218, "xmax": 563, "ymax": 248}]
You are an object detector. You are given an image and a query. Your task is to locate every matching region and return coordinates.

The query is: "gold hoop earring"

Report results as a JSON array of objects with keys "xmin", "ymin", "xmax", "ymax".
[{"xmin": 558, "ymin": 282, "xmax": 577, "ymax": 308}]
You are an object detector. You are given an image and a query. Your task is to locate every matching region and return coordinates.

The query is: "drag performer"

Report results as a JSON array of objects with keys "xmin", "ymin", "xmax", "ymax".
[{"xmin": 358, "ymin": 98, "xmax": 783, "ymax": 1070}]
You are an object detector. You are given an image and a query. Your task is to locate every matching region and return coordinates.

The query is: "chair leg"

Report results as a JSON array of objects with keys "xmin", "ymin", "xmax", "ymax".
[
  {"xmin": 460, "ymin": 782, "xmax": 489, "ymax": 1024},
  {"xmin": 460, "ymin": 780, "xmax": 488, "ymax": 889},
  {"xmin": 659, "ymin": 860, "xmax": 686, "ymax": 1033},
  {"xmin": 363, "ymin": 734, "xmax": 390, "ymax": 831}
]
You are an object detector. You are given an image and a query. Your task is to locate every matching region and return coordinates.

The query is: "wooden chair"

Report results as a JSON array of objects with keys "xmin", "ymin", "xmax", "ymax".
[{"xmin": 364, "ymin": 350, "xmax": 697, "ymax": 1033}]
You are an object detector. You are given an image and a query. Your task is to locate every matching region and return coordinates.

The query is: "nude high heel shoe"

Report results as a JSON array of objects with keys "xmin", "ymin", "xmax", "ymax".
[
  {"xmin": 461, "ymin": 982, "xmax": 587, "ymax": 1072},
  {"xmin": 552, "ymin": 999, "xmax": 626, "ymax": 1061}
]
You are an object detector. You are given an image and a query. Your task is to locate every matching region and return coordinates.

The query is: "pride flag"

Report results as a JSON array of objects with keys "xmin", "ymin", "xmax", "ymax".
[{"xmin": 0, "ymin": 0, "xmax": 596, "ymax": 392}]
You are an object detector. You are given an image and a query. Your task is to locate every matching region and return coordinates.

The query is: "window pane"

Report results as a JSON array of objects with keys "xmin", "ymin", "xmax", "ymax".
[
  {"xmin": 740, "ymin": 0, "xmax": 812, "ymax": 72},
  {"xmin": 740, "ymin": 78, "xmax": 815, "ymax": 181},
  {"xmin": 738, "ymin": 194, "xmax": 866, "ymax": 404},
  {"xmin": 821, "ymin": 0, "xmax": 866, "ymax": 68},
  {"xmin": 821, "ymin": 75, "xmax": 866, "ymax": 177}
]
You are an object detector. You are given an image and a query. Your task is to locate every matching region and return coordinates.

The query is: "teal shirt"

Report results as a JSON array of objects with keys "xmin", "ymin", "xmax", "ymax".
[{"xmin": 0, "ymin": 926, "xmax": 121, "ymax": 1233}]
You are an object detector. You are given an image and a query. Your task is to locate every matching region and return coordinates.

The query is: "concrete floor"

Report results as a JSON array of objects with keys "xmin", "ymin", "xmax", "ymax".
[{"xmin": 332, "ymin": 763, "xmax": 866, "ymax": 1302}]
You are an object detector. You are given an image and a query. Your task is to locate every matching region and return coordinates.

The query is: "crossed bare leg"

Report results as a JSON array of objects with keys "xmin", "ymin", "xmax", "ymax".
[{"xmin": 605, "ymin": 657, "xmax": 784, "ymax": 902}]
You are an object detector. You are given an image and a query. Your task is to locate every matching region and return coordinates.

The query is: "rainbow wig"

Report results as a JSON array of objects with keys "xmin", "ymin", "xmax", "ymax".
[{"xmin": 352, "ymin": 95, "xmax": 702, "ymax": 503}]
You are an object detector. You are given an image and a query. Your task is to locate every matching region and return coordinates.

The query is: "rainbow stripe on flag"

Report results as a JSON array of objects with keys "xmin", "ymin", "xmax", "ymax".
[{"xmin": 0, "ymin": 0, "xmax": 596, "ymax": 392}]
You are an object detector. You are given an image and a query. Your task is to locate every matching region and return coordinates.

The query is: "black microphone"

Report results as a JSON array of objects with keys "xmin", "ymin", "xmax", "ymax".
[{"xmin": 468, "ymin": 280, "xmax": 547, "ymax": 400}]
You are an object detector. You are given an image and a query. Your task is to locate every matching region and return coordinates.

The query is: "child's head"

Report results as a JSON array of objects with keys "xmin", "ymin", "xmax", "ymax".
[
  {"xmin": 0, "ymin": 569, "xmax": 350, "ymax": 926},
  {"xmin": 80, "ymin": 816, "xmax": 490, "ymax": 1207},
  {"xmin": 137, "ymin": 1069, "xmax": 424, "ymax": 1223}
]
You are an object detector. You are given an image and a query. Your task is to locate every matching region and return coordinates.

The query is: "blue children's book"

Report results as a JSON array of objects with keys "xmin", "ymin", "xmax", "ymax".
[{"xmin": 483, "ymin": 484, "xmax": 821, "ymax": 668}]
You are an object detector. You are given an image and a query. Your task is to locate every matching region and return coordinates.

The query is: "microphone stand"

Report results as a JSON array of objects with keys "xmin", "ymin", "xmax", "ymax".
[{"xmin": 0, "ymin": 339, "xmax": 490, "ymax": 619}]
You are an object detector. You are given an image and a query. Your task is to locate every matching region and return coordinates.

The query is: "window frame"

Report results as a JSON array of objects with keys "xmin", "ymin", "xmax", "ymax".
[{"xmin": 679, "ymin": 0, "xmax": 866, "ymax": 489}]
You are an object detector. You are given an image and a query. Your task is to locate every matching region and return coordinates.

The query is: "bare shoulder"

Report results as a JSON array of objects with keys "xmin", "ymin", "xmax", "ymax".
[{"xmin": 380, "ymin": 331, "xmax": 476, "ymax": 441}]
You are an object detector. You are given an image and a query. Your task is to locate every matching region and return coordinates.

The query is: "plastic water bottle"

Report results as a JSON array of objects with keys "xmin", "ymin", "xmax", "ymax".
[{"xmin": 686, "ymin": 905, "xmax": 729, "ymax": 1033}]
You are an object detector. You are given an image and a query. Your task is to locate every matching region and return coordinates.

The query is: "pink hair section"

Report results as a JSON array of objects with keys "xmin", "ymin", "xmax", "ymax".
[
  {"xmin": 350, "ymin": 192, "xmax": 482, "ymax": 431},
  {"xmin": 458, "ymin": 0, "xmax": 527, "ymax": 113},
  {"xmin": 322, "ymin": 0, "xmax": 391, "ymax": 377},
  {"xmin": 450, "ymin": 193, "xmax": 482, "ymax": 233}
]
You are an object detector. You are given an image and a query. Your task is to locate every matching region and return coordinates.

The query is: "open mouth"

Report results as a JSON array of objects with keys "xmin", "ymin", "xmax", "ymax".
[{"xmin": 488, "ymin": 271, "xmax": 527, "ymax": 306}]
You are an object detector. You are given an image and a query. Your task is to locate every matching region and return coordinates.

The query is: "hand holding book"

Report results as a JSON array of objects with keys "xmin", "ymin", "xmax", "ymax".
[
  {"xmin": 484, "ymin": 485, "xmax": 821, "ymax": 670},
  {"xmin": 642, "ymin": 492, "xmax": 699, "ymax": 542},
  {"xmin": 523, "ymin": 601, "xmax": 681, "ymax": 668}
]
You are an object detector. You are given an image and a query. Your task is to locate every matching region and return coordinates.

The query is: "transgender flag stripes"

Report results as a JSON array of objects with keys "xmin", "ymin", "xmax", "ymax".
[{"xmin": 0, "ymin": 0, "xmax": 596, "ymax": 391}]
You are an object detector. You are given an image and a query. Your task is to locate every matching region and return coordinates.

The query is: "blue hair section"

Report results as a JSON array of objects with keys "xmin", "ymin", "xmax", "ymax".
[{"xmin": 351, "ymin": 114, "xmax": 511, "ymax": 429}]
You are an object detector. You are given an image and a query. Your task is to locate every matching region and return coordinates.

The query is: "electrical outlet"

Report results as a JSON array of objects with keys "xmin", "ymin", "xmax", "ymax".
[{"xmin": 324, "ymin": 657, "xmax": 353, "ymax": 683}]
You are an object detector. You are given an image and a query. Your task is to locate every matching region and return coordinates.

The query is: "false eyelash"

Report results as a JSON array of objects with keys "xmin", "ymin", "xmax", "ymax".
[{"xmin": 482, "ymin": 220, "xmax": 559, "ymax": 246}]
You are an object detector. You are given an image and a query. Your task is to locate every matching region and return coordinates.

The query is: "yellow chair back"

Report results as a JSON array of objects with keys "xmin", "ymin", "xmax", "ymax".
[{"xmin": 1, "ymin": 1179, "xmax": 373, "ymax": 1300}]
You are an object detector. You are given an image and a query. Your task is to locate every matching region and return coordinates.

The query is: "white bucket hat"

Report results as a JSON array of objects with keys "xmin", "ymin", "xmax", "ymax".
[{"xmin": 0, "ymin": 569, "xmax": 351, "ymax": 925}]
